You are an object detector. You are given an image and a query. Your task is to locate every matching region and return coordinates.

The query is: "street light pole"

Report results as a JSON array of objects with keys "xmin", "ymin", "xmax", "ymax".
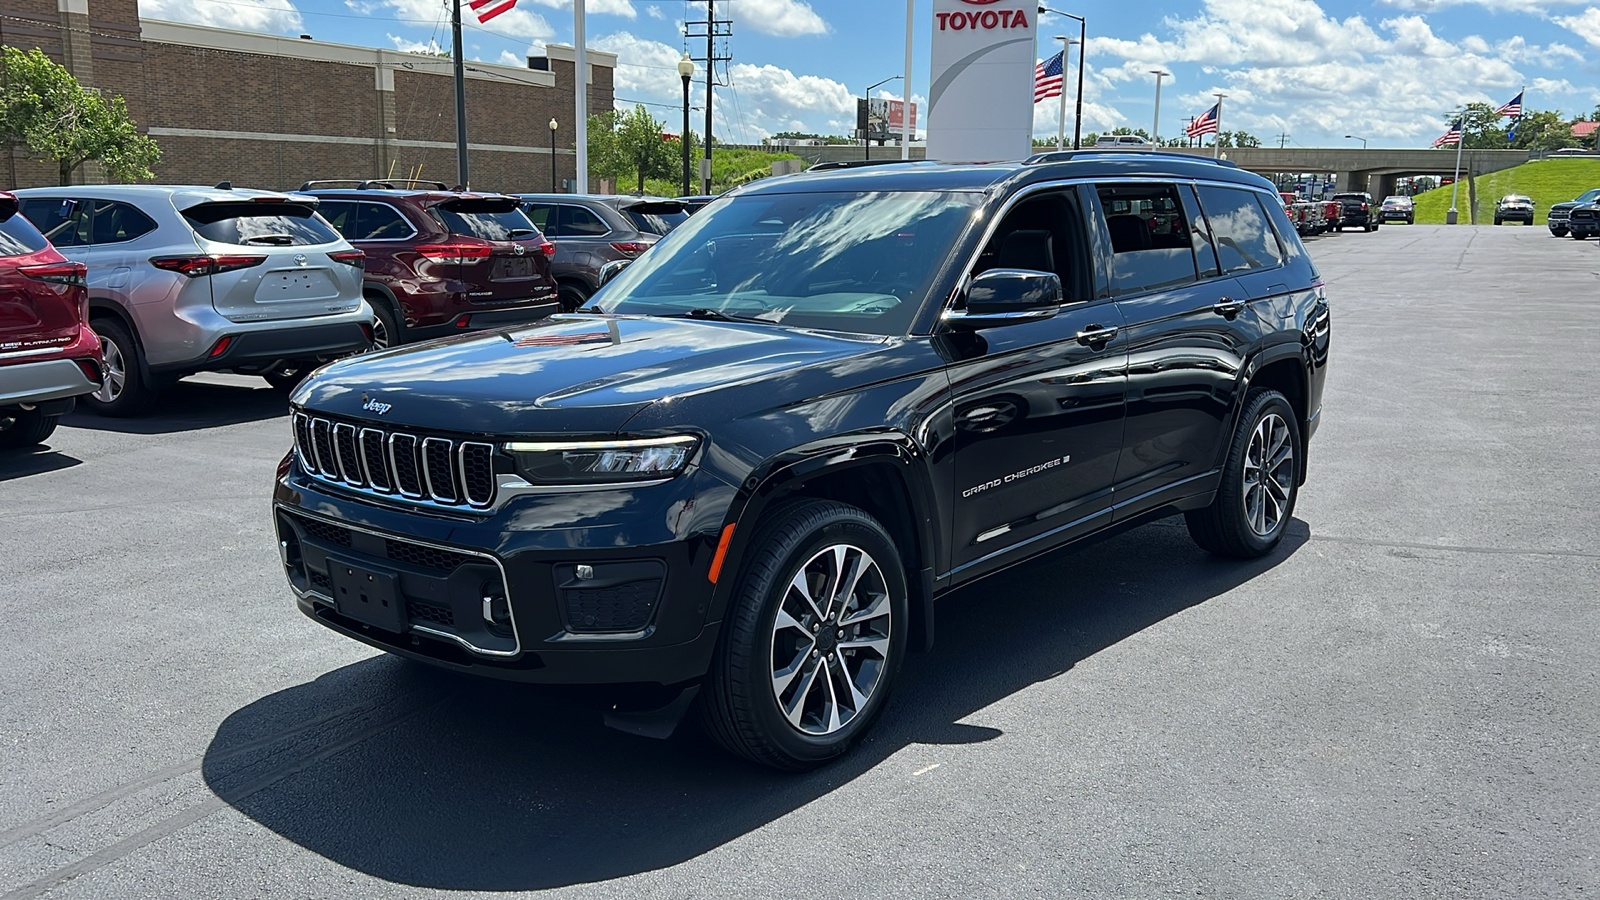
[
  {"xmin": 678, "ymin": 54, "xmax": 695, "ymax": 196},
  {"xmin": 1345, "ymin": 134, "xmax": 1367, "ymax": 150},
  {"xmin": 863, "ymin": 75, "xmax": 903, "ymax": 161},
  {"xmin": 1150, "ymin": 70, "xmax": 1169, "ymax": 144},
  {"xmin": 1040, "ymin": 7, "xmax": 1087, "ymax": 150},
  {"xmin": 548, "ymin": 118, "xmax": 558, "ymax": 192}
]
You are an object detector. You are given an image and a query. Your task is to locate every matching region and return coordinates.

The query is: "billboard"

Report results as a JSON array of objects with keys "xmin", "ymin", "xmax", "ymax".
[
  {"xmin": 856, "ymin": 98, "xmax": 918, "ymax": 142},
  {"xmin": 926, "ymin": 0, "xmax": 1036, "ymax": 161}
]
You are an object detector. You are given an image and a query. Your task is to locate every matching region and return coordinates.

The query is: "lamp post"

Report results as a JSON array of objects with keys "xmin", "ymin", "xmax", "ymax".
[
  {"xmin": 548, "ymin": 118, "xmax": 558, "ymax": 192},
  {"xmin": 1038, "ymin": 7, "xmax": 1086, "ymax": 149},
  {"xmin": 1150, "ymin": 69, "xmax": 1169, "ymax": 144},
  {"xmin": 863, "ymin": 75, "xmax": 903, "ymax": 161},
  {"xmin": 678, "ymin": 54, "xmax": 695, "ymax": 196},
  {"xmin": 1345, "ymin": 134, "xmax": 1367, "ymax": 150}
]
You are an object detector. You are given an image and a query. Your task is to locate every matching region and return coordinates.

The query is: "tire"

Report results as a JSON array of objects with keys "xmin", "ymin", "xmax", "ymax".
[
  {"xmin": 368, "ymin": 297, "xmax": 402, "ymax": 349},
  {"xmin": 1574, "ymin": 232, "xmax": 1589, "ymax": 240},
  {"xmin": 557, "ymin": 283, "xmax": 589, "ymax": 314},
  {"xmin": 0, "ymin": 408, "xmax": 59, "ymax": 449},
  {"xmin": 263, "ymin": 366, "xmax": 308, "ymax": 391},
  {"xmin": 84, "ymin": 318, "xmax": 155, "ymax": 417},
  {"xmin": 1185, "ymin": 388, "xmax": 1302, "ymax": 559},
  {"xmin": 1552, "ymin": 228, "xmax": 1568, "ymax": 237},
  {"xmin": 699, "ymin": 499, "xmax": 909, "ymax": 770},
  {"xmin": 1494, "ymin": 218, "xmax": 1502, "ymax": 226}
]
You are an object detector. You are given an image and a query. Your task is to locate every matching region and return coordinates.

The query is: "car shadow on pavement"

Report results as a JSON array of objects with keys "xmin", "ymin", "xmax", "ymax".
[
  {"xmin": 61, "ymin": 378, "xmax": 288, "ymax": 435},
  {"xmin": 0, "ymin": 446, "xmax": 82, "ymax": 481},
  {"xmin": 203, "ymin": 517, "xmax": 1308, "ymax": 891}
]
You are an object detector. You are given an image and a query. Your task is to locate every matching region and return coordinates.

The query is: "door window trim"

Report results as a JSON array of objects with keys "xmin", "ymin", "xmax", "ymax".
[
  {"xmin": 352, "ymin": 201, "xmax": 419, "ymax": 242},
  {"xmin": 556, "ymin": 203, "xmax": 614, "ymax": 240}
]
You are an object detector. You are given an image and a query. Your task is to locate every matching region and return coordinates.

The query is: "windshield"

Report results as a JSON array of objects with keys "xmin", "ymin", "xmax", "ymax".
[
  {"xmin": 593, "ymin": 190, "xmax": 982, "ymax": 336},
  {"xmin": 1576, "ymin": 189, "xmax": 1600, "ymax": 203}
]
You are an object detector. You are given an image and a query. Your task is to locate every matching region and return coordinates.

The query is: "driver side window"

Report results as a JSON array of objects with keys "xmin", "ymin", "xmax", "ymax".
[{"xmin": 971, "ymin": 189, "xmax": 1091, "ymax": 305}]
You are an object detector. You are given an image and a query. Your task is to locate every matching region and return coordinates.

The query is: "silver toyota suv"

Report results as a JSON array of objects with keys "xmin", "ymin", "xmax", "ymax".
[{"xmin": 15, "ymin": 185, "xmax": 373, "ymax": 415}]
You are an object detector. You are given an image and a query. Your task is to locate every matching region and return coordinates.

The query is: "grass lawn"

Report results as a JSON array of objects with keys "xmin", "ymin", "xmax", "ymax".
[{"xmin": 1411, "ymin": 158, "xmax": 1600, "ymax": 225}]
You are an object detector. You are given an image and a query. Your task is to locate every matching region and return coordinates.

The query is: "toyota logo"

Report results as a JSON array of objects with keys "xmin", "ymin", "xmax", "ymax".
[
  {"xmin": 513, "ymin": 243, "xmax": 526, "ymax": 256},
  {"xmin": 293, "ymin": 253, "xmax": 308, "ymax": 267}
]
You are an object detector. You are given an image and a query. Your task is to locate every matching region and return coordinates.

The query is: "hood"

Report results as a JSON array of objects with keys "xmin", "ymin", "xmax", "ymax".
[
  {"xmin": 293, "ymin": 314, "xmax": 886, "ymax": 436},
  {"xmin": 1550, "ymin": 201, "xmax": 1584, "ymax": 211}
]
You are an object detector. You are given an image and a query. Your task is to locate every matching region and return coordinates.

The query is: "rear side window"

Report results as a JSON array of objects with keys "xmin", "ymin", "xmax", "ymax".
[
  {"xmin": 0, "ymin": 210, "xmax": 50, "ymax": 257},
  {"xmin": 520, "ymin": 202, "xmax": 555, "ymax": 233},
  {"xmin": 1094, "ymin": 182, "xmax": 1200, "ymax": 295},
  {"xmin": 317, "ymin": 200, "xmax": 358, "ymax": 236},
  {"xmin": 620, "ymin": 207, "xmax": 687, "ymax": 236},
  {"xmin": 434, "ymin": 200, "xmax": 538, "ymax": 241},
  {"xmin": 19, "ymin": 198, "xmax": 91, "ymax": 248},
  {"xmin": 1195, "ymin": 186, "xmax": 1284, "ymax": 274},
  {"xmin": 184, "ymin": 202, "xmax": 342, "ymax": 246},
  {"xmin": 356, "ymin": 203, "xmax": 414, "ymax": 240},
  {"xmin": 89, "ymin": 201, "xmax": 157, "ymax": 244},
  {"xmin": 558, "ymin": 205, "xmax": 609, "ymax": 237}
]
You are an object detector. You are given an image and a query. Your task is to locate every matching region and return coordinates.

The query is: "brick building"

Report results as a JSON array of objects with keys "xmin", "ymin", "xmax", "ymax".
[{"xmin": 1, "ymin": 0, "xmax": 615, "ymax": 192}]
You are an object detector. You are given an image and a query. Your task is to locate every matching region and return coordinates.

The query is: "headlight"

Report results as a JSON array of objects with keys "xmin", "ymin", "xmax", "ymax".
[{"xmin": 504, "ymin": 435, "xmax": 699, "ymax": 484}]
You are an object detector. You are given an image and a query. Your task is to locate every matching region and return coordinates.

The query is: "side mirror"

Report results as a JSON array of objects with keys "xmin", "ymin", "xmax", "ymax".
[
  {"xmin": 597, "ymin": 258, "xmax": 631, "ymax": 288},
  {"xmin": 943, "ymin": 269, "xmax": 1061, "ymax": 331}
]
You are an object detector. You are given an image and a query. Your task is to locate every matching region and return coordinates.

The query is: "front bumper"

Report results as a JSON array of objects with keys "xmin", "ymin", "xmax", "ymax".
[
  {"xmin": 273, "ymin": 461, "xmax": 736, "ymax": 686},
  {"xmin": 1567, "ymin": 217, "xmax": 1599, "ymax": 236},
  {"xmin": 1548, "ymin": 217, "xmax": 1571, "ymax": 233},
  {"xmin": 1379, "ymin": 210, "xmax": 1411, "ymax": 221}
]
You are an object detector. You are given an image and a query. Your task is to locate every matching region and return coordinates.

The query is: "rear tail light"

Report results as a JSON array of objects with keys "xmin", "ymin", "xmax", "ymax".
[
  {"xmin": 539, "ymin": 240, "xmax": 556, "ymax": 258},
  {"xmin": 415, "ymin": 241, "xmax": 493, "ymax": 265},
  {"xmin": 208, "ymin": 336, "xmax": 234, "ymax": 358},
  {"xmin": 1360, "ymin": 202, "xmax": 1369, "ymax": 210},
  {"xmin": 609, "ymin": 241, "xmax": 651, "ymax": 256},
  {"xmin": 150, "ymin": 255, "xmax": 267, "ymax": 278},
  {"xmin": 454, "ymin": 314, "xmax": 472, "ymax": 328},
  {"xmin": 329, "ymin": 249, "xmax": 365, "ymax": 269},
  {"xmin": 20, "ymin": 261, "xmax": 87, "ymax": 287}
]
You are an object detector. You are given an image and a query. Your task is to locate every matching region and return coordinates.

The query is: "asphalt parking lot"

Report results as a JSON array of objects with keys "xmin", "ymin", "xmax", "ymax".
[{"xmin": 2, "ymin": 224, "xmax": 1596, "ymax": 899}]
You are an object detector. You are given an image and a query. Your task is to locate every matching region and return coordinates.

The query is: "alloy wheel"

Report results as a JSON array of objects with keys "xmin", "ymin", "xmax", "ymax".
[
  {"xmin": 95, "ymin": 336, "xmax": 126, "ymax": 403},
  {"xmin": 769, "ymin": 543, "xmax": 893, "ymax": 736},
  {"xmin": 1242, "ymin": 412, "xmax": 1294, "ymax": 536},
  {"xmin": 370, "ymin": 316, "xmax": 390, "ymax": 350}
]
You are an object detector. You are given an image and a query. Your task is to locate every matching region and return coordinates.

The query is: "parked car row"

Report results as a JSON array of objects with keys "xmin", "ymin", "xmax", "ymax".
[{"xmin": 0, "ymin": 178, "xmax": 700, "ymax": 432}]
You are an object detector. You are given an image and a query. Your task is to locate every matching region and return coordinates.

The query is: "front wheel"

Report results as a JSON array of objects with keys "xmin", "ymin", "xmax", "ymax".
[
  {"xmin": 0, "ymin": 408, "xmax": 59, "ymax": 449},
  {"xmin": 699, "ymin": 500, "xmax": 908, "ymax": 770},
  {"xmin": 1494, "ymin": 218, "xmax": 1502, "ymax": 226},
  {"xmin": 1186, "ymin": 389, "xmax": 1301, "ymax": 559},
  {"xmin": 1551, "ymin": 227, "xmax": 1569, "ymax": 237}
]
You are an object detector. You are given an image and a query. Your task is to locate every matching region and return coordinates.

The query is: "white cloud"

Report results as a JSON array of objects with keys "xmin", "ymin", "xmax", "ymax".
[
  {"xmin": 724, "ymin": 0, "xmax": 829, "ymax": 37},
  {"xmin": 1553, "ymin": 7, "xmax": 1600, "ymax": 47},
  {"xmin": 1379, "ymin": 0, "xmax": 1586, "ymax": 10},
  {"xmin": 646, "ymin": 4, "xmax": 664, "ymax": 19},
  {"xmin": 522, "ymin": 0, "xmax": 637, "ymax": 18},
  {"xmin": 370, "ymin": 0, "xmax": 554, "ymax": 41},
  {"xmin": 141, "ymin": 0, "xmax": 304, "ymax": 33},
  {"xmin": 388, "ymin": 33, "xmax": 446, "ymax": 53}
]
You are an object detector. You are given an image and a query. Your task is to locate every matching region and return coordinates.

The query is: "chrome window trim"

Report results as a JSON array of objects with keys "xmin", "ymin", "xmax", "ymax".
[{"xmin": 279, "ymin": 504, "xmax": 523, "ymax": 659}]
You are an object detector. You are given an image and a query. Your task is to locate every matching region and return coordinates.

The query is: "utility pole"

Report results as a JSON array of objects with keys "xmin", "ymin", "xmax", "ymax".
[
  {"xmin": 686, "ymin": 1, "xmax": 731, "ymax": 195},
  {"xmin": 450, "ymin": 0, "xmax": 468, "ymax": 188},
  {"xmin": 1278, "ymin": 132, "xmax": 1290, "ymax": 148}
]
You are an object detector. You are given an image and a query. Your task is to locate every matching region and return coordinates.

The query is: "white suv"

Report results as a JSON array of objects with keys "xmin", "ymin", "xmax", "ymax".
[
  {"xmin": 15, "ymin": 185, "xmax": 372, "ymax": 415},
  {"xmin": 1094, "ymin": 134, "xmax": 1154, "ymax": 148}
]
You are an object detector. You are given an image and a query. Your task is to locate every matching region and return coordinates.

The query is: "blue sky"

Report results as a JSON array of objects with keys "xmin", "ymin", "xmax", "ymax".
[{"xmin": 139, "ymin": 0, "xmax": 1600, "ymax": 147}]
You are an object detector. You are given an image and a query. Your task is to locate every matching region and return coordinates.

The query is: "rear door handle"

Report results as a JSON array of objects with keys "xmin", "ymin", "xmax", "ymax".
[
  {"xmin": 1075, "ymin": 324, "xmax": 1118, "ymax": 346},
  {"xmin": 1213, "ymin": 297, "xmax": 1246, "ymax": 318}
]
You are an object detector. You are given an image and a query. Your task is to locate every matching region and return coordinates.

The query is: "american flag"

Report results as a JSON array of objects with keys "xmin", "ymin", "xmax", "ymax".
[
  {"xmin": 1432, "ymin": 118, "xmax": 1462, "ymax": 147},
  {"xmin": 514, "ymin": 331, "xmax": 611, "ymax": 347},
  {"xmin": 469, "ymin": 0, "xmax": 516, "ymax": 24},
  {"xmin": 1495, "ymin": 90, "xmax": 1523, "ymax": 118},
  {"xmin": 1186, "ymin": 103, "xmax": 1220, "ymax": 138},
  {"xmin": 1034, "ymin": 51, "xmax": 1065, "ymax": 104}
]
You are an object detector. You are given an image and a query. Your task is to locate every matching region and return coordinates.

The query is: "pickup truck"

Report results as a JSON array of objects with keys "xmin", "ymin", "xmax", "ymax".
[{"xmin": 1547, "ymin": 188, "xmax": 1600, "ymax": 237}]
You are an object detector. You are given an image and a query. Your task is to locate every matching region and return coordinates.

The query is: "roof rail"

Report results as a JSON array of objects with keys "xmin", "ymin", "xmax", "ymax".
[
  {"xmin": 1023, "ymin": 149, "xmax": 1239, "ymax": 168},
  {"xmin": 805, "ymin": 159, "xmax": 925, "ymax": 173},
  {"xmin": 296, "ymin": 178, "xmax": 453, "ymax": 192}
]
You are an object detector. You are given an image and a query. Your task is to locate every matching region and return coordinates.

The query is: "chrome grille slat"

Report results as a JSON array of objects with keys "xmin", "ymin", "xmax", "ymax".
[{"xmin": 293, "ymin": 412, "xmax": 498, "ymax": 511}]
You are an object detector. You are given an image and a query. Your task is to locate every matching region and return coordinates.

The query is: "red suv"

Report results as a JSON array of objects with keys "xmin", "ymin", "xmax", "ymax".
[
  {"xmin": 0, "ymin": 192, "xmax": 101, "ymax": 448},
  {"xmin": 301, "ymin": 181, "xmax": 558, "ymax": 347}
]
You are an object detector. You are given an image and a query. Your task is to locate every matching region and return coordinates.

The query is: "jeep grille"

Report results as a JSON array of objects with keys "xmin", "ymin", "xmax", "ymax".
[{"xmin": 293, "ymin": 412, "xmax": 496, "ymax": 509}]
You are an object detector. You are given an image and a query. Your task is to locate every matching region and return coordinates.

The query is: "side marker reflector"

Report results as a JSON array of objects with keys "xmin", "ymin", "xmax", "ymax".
[{"xmin": 707, "ymin": 523, "xmax": 736, "ymax": 584}]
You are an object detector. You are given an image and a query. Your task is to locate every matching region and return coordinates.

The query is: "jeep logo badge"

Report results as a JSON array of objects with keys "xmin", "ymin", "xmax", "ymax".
[{"xmin": 361, "ymin": 396, "xmax": 392, "ymax": 416}]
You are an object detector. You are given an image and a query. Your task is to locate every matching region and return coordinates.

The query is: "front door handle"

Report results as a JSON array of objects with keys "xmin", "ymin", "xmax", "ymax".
[
  {"xmin": 1213, "ymin": 297, "xmax": 1246, "ymax": 318},
  {"xmin": 1075, "ymin": 324, "xmax": 1118, "ymax": 346}
]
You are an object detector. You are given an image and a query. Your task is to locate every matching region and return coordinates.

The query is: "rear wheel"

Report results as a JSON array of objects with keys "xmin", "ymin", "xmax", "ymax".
[
  {"xmin": 369, "ymin": 297, "xmax": 402, "ymax": 349},
  {"xmin": 84, "ymin": 318, "xmax": 155, "ymax": 417},
  {"xmin": 558, "ymin": 283, "xmax": 589, "ymax": 313},
  {"xmin": 0, "ymin": 408, "xmax": 59, "ymax": 449},
  {"xmin": 1186, "ymin": 389, "xmax": 1301, "ymax": 559},
  {"xmin": 699, "ymin": 500, "xmax": 907, "ymax": 770}
]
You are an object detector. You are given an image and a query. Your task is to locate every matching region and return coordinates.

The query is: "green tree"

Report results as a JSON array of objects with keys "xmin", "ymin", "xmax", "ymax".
[
  {"xmin": 0, "ymin": 46, "xmax": 160, "ymax": 185},
  {"xmin": 1214, "ymin": 130, "xmax": 1261, "ymax": 148},
  {"xmin": 587, "ymin": 104, "xmax": 678, "ymax": 194}
]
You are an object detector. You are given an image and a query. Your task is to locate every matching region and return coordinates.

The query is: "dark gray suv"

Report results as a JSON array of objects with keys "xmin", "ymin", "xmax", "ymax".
[{"xmin": 513, "ymin": 195, "xmax": 687, "ymax": 311}]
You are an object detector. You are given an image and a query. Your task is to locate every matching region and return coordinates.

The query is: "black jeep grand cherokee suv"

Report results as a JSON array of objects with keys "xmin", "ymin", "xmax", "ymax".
[{"xmin": 274, "ymin": 153, "xmax": 1331, "ymax": 770}]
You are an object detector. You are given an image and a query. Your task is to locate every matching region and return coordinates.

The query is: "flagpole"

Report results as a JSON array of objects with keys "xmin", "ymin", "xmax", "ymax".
[
  {"xmin": 902, "ymin": 0, "xmax": 913, "ymax": 160},
  {"xmin": 1212, "ymin": 93, "xmax": 1226, "ymax": 159},
  {"xmin": 451, "ymin": 0, "xmax": 469, "ymax": 187},
  {"xmin": 1448, "ymin": 108, "xmax": 1464, "ymax": 225},
  {"xmin": 574, "ymin": 0, "xmax": 588, "ymax": 193},
  {"xmin": 1055, "ymin": 41, "xmax": 1069, "ymax": 151}
]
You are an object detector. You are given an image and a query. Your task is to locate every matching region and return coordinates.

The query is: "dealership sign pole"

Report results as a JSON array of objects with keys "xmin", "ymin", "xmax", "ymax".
[{"xmin": 927, "ymin": 0, "xmax": 1036, "ymax": 161}]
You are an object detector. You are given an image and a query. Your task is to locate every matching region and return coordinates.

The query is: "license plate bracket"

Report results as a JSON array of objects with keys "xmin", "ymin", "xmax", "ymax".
[{"xmin": 328, "ymin": 557, "xmax": 405, "ymax": 632}]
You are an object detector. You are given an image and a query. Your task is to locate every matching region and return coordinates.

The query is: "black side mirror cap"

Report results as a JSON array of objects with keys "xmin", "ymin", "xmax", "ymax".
[{"xmin": 943, "ymin": 269, "xmax": 1062, "ymax": 331}]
